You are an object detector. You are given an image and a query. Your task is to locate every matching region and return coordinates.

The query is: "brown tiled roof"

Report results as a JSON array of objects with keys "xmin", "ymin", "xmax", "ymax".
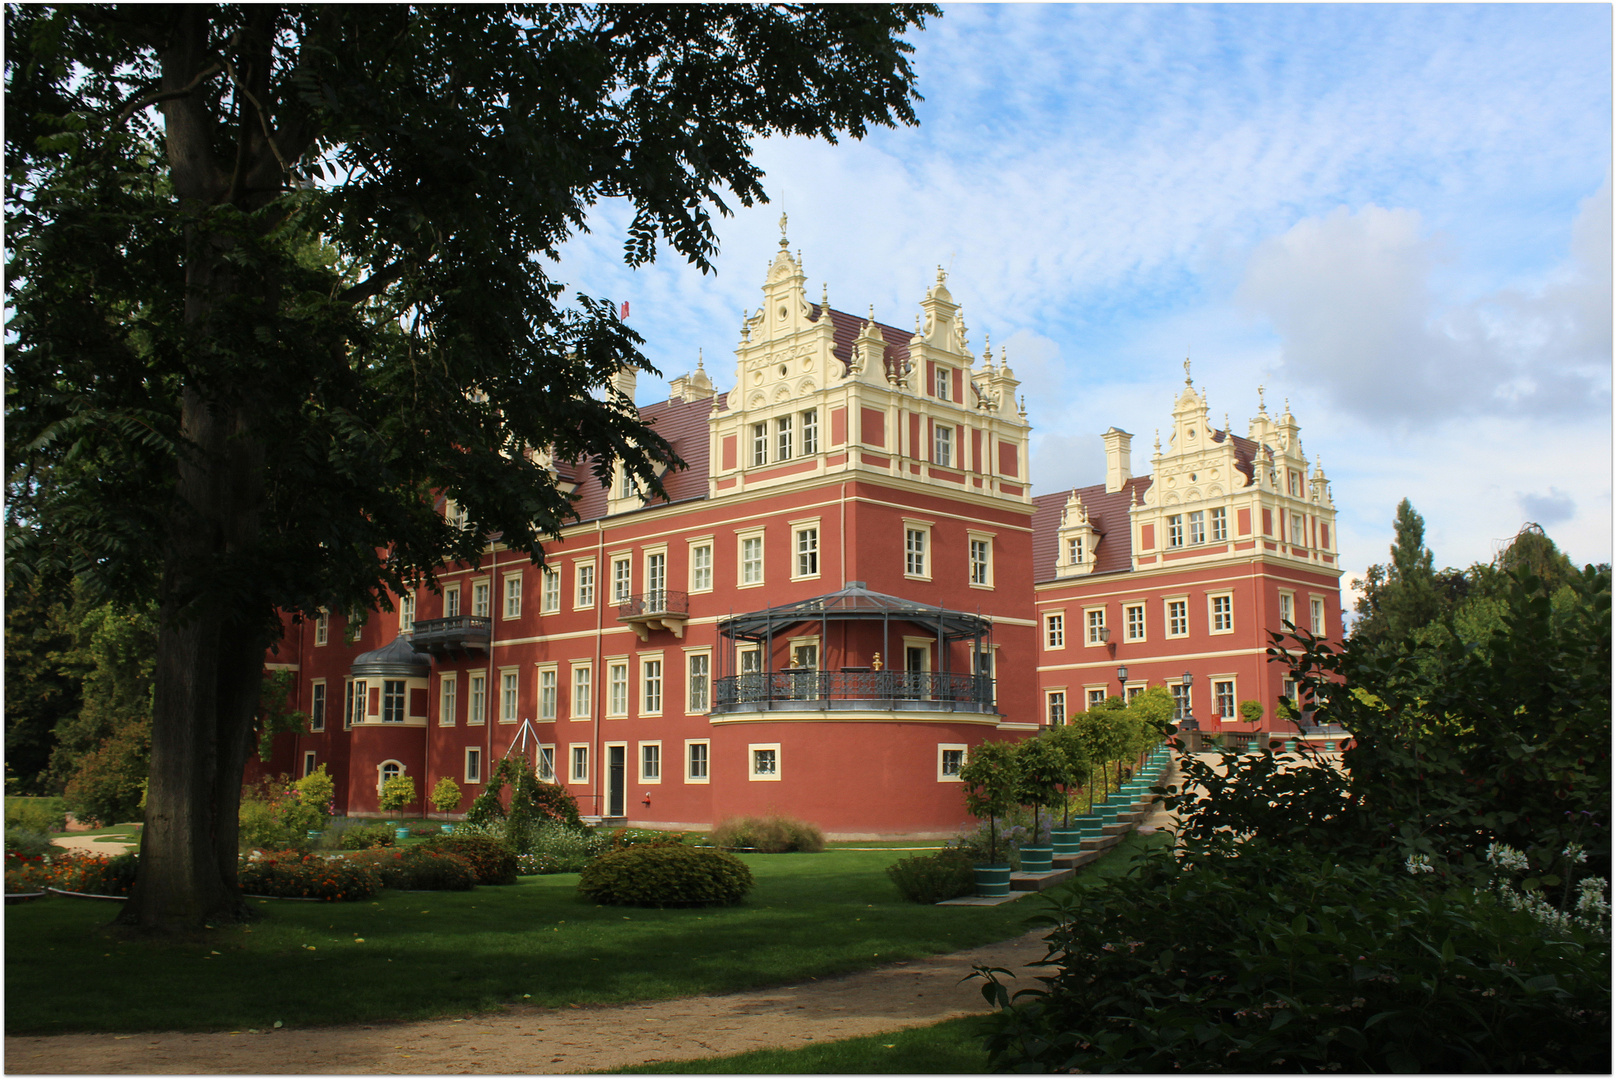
[
  {"xmin": 1032, "ymin": 475, "xmax": 1154, "ymax": 583},
  {"xmin": 813, "ymin": 304, "xmax": 914, "ymax": 381},
  {"xmin": 569, "ymin": 393, "xmax": 720, "ymax": 524}
]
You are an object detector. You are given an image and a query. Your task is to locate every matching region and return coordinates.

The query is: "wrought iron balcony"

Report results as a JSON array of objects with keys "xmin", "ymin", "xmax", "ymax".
[
  {"xmin": 616, "ymin": 590, "xmax": 690, "ymax": 642},
  {"xmin": 712, "ymin": 670, "xmax": 996, "ymax": 715},
  {"xmin": 408, "ymin": 616, "xmax": 492, "ymax": 656}
]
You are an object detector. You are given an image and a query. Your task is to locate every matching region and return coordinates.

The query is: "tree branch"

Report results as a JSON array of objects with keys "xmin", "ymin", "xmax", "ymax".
[
  {"xmin": 222, "ymin": 54, "xmax": 291, "ymax": 175},
  {"xmin": 111, "ymin": 64, "xmax": 222, "ymax": 130},
  {"xmin": 338, "ymin": 262, "xmax": 408, "ymax": 306}
]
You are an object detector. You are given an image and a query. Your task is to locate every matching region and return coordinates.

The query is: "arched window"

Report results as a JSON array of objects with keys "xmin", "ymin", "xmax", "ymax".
[{"xmin": 377, "ymin": 760, "xmax": 403, "ymax": 794}]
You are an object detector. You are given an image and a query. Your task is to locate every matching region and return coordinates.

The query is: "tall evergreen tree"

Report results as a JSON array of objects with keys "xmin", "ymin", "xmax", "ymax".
[{"xmin": 1351, "ymin": 498, "xmax": 1454, "ymax": 650}]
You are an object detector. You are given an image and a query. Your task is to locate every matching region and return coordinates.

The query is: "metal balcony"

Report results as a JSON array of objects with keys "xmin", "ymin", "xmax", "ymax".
[
  {"xmin": 408, "ymin": 616, "xmax": 492, "ymax": 657},
  {"xmin": 711, "ymin": 670, "xmax": 996, "ymax": 715},
  {"xmin": 616, "ymin": 590, "xmax": 690, "ymax": 642}
]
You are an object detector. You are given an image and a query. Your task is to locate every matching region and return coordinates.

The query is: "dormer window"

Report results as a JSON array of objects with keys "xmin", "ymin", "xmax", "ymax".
[
  {"xmin": 935, "ymin": 365, "xmax": 951, "ymax": 399},
  {"xmin": 615, "ymin": 467, "xmax": 634, "ymax": 501},
  {"xmin": 1068, "ymin": 537, "xmax": 1083, "ymax": 564}
]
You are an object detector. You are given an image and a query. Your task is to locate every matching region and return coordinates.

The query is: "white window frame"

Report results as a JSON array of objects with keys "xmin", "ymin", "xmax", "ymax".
[
  {"xmin": 933, "ymin": 422, "xmax": 953, "ymax": 467},
  {"xmin": 471, "ymin": 578, "xmax": 491, "ymax": 619},
  {"xmin": 639, "ymin": 741, "xmax": 663, "ymax": 784},
  {"xmin": 1086, "ymin": 687, "xmax": 1108, "ymax": 711},
  {"xmin": 500, "ymin": 666, "xmax": 520, "ymax": 724},
  {"xmin": 685, "ymin": 739, "xmax": 711, "ymax": 784},
  {"xmin": 443, "ymin": 585, "xmax": 461, "ymax": 618},
  {"xmin": 751, "ymin": 421, "xmax": 768, "ymax": 466},
  {"xmin": 1292, "ymin": 512, "xmax": 1306, "ymax": 548},
  {"xmin": 571, "ymin": 662, "xmax": 593, "ymax": 719},
  {"xmin": 464, "ymin": 748, "xmax": 483, "ymax": 785},
  {"xmin": 792, "ymin": 522, "xmax": 820, "ymax": 580},
  {"xmin": 776, "ymin": 413, "xmax": 793, "ymax": 461},
  {"xmin": 537, "ymin": 664, "xmax": 558, "ymax": 720},
  {"xmin": 1188, "ymin": 510, "xmax": 1205, "ymax": 545},
  {"xmin": 575, "ymin": 559, "xmax": 596, "ymax": 609},
  {"xmin": 903, "ymin": 520, "xmax": 932, "ymax": 581},
  {"xmin": 1067, "ymin": 536, "xmax": 1083, "ymax": 565},
  {"xmin": 1278, "ymin": 590, "xmax": 1296, "ymax": 630},
  {"xmin": 968, "ymin": 532, "xmax": 994, "ymax": 589},
  {"xmin": 937, "ymin": 743, "xmax": 968, "ymax": 782},
  {"xmin": 1310, "ymin": 596, "xmax": 1326, "ymax": 636},
  {"xmin": 536, "ymin": 744, "xmax": 556, "ymax": 782},
  {"xmin": 569, "ymin": 744, "xmax": 589, "ymax": 784},
  {"xmin": 314, "ymin": 610, "xmax": 329, "ymax": 647},
  {"xmin": 606, "ymin": 659, "xmax": 629, "ymax": 718},
  {"xmin": 611, "ymin": 554, "xmax": 632, "ymax": 605},
  {"xmin": 1166, "ymin": 597, "xmax": 1190, "ymax": 638},
  {"xmin": 302, "ymin": 750, "xmax": 317, "ymax": 778},
  {"xmin": 1085, "ymin": 606, "xmax": 1107, "ymax": 647},
  {"xmin": 748, "ymin": 743, "xmax": 781, "ymax": 782},
  {"xmin": 468, "ymin": 672, "xmax": 487, "ymax": 726},
  {"xmin": 378, "ymin": 759, "xmax": 403, "ymax": 793},
  {"xmin": 345, "ymin": 677, "xmax": 362, "ymax": 728},
  {"xmin": 686, "ymin": 649, "xmax": 712, "ymax": 714},
  {"xmin": 309, "ymin": 680, "xmax": 326, "ymax": 732},
  {"xmin": 688, "ymin": 539, "xmax": 714, "ymax": 593},
  {"xmin": 1124, "ymin": 603, "xmax": 1146, "ymax": 642},
  {"xmin": 439, "ymin": 673, "xmax": 457, "ymax": 727},
  {"xmin": 1209, "ymin": 592, "xmax": 1234, "ymax": 635},
  {"xmin": 641, "ymin": 654, "xmax": 664, "ymax": 716},
  {"xmin": 1214, "ymin": 678, "xmax": 1236, "ymax": 719},
  {"xmin": 398, "ymin": 592, "xmax": 415, "ymax": 633},
  {"xmin": 1046, "ymin": 690, "xmax": 1067, "ymax": 726},
  {"xmin": 737, "ymin": 528, "xmax": 765, "ymax": 588},
  {"xmin": 1167, "ymin": 514, "xmax": 1184, "ymax": 548},
  {"xmin": 541, "ymin": 566, "xmax": 561, "ymax": 613},
  {"xmin": 800, "ymin": 409, "xmax": 819, "ymax": 455},
  {"xmin": 1044, "ymin": 611, "xmax": 1066, "ymax": 650},
  {"xmin": 934, "ymin": 364, "xmax": 950, "ymax": 399},
  {"xmin": 503, "ymin": 572, "xmax": 522, "ymax": 620},
  {"xmin": 381, "ymin": 679, "xmax": 406, "ymax": 724},
  {"xmin": 644, "ymin": 547, "xmax": 668, "ymax": 610},
  {"xmin": 1210, "ymin": 506, "xmax": 1228, "ymax": 542}
]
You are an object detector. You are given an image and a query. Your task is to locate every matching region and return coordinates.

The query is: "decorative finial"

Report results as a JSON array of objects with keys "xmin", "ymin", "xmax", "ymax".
[
  {"xmin": 1000, "ymin": 345, "xmax": 1007, "ymax": 369},
  {"xmin": 1154, "ymin": 428, "xmax": 1161, "ymax": 453},
  {"xmin": 1257, "ymin": 383, "xmax": 1266, "ymax": 411},
  {"xmin": 778, "ymin": 211, "xmax": 789, "ymax": 248},
  {"xmin": 936, "ymin": 264, "xmax": 946, "ymax": 285},
  {"xmin": 821, "ymin": 282, "xmax": 828, "ymax": 310},
  {"xmin": 1284, "ymin": 396, "xmax": 1292, "ymax": 415},
  {"xmin": 1224, "ymin": 412, "xmax": 1230, "ymax": 437},
  {"xmin": 697, "ymin": 348, "xmax": 704, "ymax": 370},
  {"xmin": 1184, "ymin": 357, "xmax": 1192, "ymax": 385},
  {"xmin": 915, "ymin": 313, "xmax": 922, "ymax": 334}
]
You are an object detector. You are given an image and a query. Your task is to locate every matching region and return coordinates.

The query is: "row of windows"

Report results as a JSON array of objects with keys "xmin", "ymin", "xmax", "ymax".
[
  {"xmin": 1165, "ymin": 507, "xmax": 1229, "ymax": 547},
  {"xmin": 1044, "ymin": 678, "xmax": 1250, "ymax": 725},
  {"xmin": 1043, "ymin": 591, "xmax": 1324, "ymax": 649},
  {"xmin": 751, "ymin": 409, "xmax": 820, "ymax": 466}
]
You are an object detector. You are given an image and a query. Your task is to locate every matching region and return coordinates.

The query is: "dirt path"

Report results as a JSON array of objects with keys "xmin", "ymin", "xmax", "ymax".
[{"xmin": 5, "ymin": 930, "xmax": 1049, "ymax": 1074}]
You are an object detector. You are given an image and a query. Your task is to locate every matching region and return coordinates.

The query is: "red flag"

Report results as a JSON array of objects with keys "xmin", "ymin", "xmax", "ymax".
[{"xmin": 620, "ymin": 301, "xmax": 630, "ymax": 320}]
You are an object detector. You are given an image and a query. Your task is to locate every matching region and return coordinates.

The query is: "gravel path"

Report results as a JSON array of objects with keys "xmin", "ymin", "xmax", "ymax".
[{"xmin": 5, "ymin": 930, "xmax": 1049, "ymax": 1074}]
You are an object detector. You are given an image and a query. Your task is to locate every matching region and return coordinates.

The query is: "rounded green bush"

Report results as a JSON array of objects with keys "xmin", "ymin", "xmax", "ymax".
[
  {"xmin": 420, "ymin": 835, "xmax": 518, "ymax": 885},
  {"xmin": 887, "ymin": 848, "xmax": 975, "ymax": 904},
  {"xmin": 577, "ymin": 844, "xmax": 753, "ymax": 907}
]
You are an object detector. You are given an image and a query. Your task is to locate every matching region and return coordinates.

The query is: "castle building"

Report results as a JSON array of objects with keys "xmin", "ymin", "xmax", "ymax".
[{"xmin": 257, "ymin": 228, "xmax": 1342, "ymax": 838}]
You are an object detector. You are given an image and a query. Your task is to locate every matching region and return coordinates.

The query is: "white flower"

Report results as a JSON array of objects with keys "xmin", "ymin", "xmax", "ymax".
[
  {"xmin": 1404, "ymin": 854, "xmax": 1436, "ymax": 875},
  {"xmin": 1563, "ymin": 843, "xmax": 1588, "ymax": 865},
  {"xmin": 1486, "ymin": 842, "xmax": 1529, "ymax": 873}
]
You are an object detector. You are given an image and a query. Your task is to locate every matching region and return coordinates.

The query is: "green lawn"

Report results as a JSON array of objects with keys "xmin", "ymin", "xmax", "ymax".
[
  {"xmin": 617, "ymin": 1015, "xmax": 993, "ymax": 1074},
  {"xmin": 6, "ymin": 835, "xmax": 1163, "ymax": 1037}
]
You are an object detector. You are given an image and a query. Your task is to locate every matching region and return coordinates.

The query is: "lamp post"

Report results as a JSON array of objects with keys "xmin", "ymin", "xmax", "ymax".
[
  {"xmin": 1181, "ymin": 671, "xmax": 1194, "ymax": 731},
  {"xmin": 1116, "ymin": 664, "xmax": 1129, "ymax": 695}
]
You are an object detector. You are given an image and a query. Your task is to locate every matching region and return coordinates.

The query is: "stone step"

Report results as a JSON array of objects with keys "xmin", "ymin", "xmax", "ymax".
[
  {"xmin": 1010, "ymin": 867, "xmax": 1075, "ymax": 892},
  {"xmin": 1051, "ymin": 849, "xmax": 1102, "ymax": 871}
]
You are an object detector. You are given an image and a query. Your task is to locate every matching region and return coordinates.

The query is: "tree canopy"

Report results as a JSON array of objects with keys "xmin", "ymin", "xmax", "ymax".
[{"xmin": 5, "ymin": 3, "xmax": 936, "ymax": 930}]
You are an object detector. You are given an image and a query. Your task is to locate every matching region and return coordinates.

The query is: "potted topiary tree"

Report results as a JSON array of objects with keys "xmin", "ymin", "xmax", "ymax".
[
  {"xmin": 1014, "ymin": 736, "xmax": 1068, "ymax": 874},
  {"xmin": 429, "ymin": 775, "xmax": 462, "ymax": 826},
  {"xmin": 957, "ymin": 740, "xmax": 1021, "ymax": 898},
  {"xmin": 1042, "ymin": 724, "xmax": 1091, "ymax": 857},
  {"xmin": 379, "ymin": 773, "xmax": 417, "ymax": 837}
]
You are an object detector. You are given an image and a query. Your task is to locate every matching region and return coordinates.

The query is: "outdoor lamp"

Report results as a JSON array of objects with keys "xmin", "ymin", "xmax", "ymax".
[
  {"xmin": 1182, "ymin": 671, "xmax": 1193, "ymax": 687},
  {"xmin": 1116, "ymin": 665, "xmax": 1129, "ymax": 685}
]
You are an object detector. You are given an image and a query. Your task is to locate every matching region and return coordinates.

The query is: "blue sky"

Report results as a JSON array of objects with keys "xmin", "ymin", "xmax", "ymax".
[{"xmin": 557, "ymin": 4, "xmax": 1612, "ymax": 594}]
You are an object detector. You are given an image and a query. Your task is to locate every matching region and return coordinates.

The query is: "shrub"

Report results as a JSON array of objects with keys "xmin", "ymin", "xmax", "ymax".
[
  {"xmin": 408, "ymin": 824, "xmax": 443, "ymax": 837},
  {"xmin": 336, "ymin": 823, "xmax": 396, "ymax": 850},
  {"xmin": 420, "ymin": 834, "xmax": 518, "ymax": 885},
  {"xmin": 429, "ymin": 775, "xmax": 462, "ymax": 815},
  {"xmin": 47, "ymin": 852, "xmax": 139, "ymax": 896},
  {"xmin": 525, "ymin": 821, "xmax": 607, "ymax": 873},
  {"xmin": 5, "ymin": 827, "xmax": 56, "ymax": 859},
  {"xmin": 887, "ymin": 848, "xmax": 975, "ymax": 904},
  {"xmin": 1238, "ymin": 698, "xmax": 1265, "ymax": 724},
  {"xmin": 709, "ymin": 815, "xmax": 824, "ymax": 853},
  {"xmin": 346, "ymin": 846, "xmax": 475, "ymax": 890},
  {"xmin": 5, "ymin": 797, "xmax": 67, "ymax": 834},
  {"xmin": 378, "ymin": 774, "xmax": 417, "ymax": 814},
  {"xmin": 578, "ymin": 844, "xmax": 753, "ymax": 907},
  {"xmin": 951, "ymin": 822, "xmax": 1025, "ymax": 872},
  {"xmin": 237, "ymin": 850, "xmax": 381, "ymax": 901},
  {"xmin": 238, "ymin": 773, "xmax": 329, "ymax": 851}
]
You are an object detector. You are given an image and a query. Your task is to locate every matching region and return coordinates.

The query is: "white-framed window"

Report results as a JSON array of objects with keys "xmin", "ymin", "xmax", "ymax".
[
  {"xmin": 795, "ymin": 527, "xmax": 819, "ymax": 579},
  {"xmin": 1126, "ymin": 684, "xmax": 1145, "ymax": 703},
  {"xmin": 933, "ymin": 422, "xmax": 953, "ymax": 467},
  {"xmin": 1166, "ymin": 598, "xmax": 1189, "ymax": 637},
  {"xmin": 542, "ymin": 567, "xmax": 560, "ymax": 612},
  {"xmin": 1087, "ymin": 688, "xmax": 1107, "ymax": 710},
  {"xmin": 465, "ymin": 748, "xmax": 483, "ymax": 785},
  {"xmin": 904, "ymin": 525, "xmax": 930, "ymax": 579},
  {"xmin": 571, "ymin": 663, "xmax": 592, "ymax": 718},
  {"xmin": 382, "ymin": 679, "xmax": 406, "ymax": 724},
  {"xmin": 538, "ymin": 665, "xmax": 558, "ymax": 720},
  {"xmin": 645, "ymin": 550, "xmax": 667, "ymax": 610},
  {"xmin": 1045, "ymin": 612, "xmax": 1065, "ymax": 649},
  {"xmin": 687, "ymin": 651, "xmax": 711, "ymax": 713},
  {"xmin": 1085, "ymin": 607, "xmax": 1107, "ymax": 646},
  {"xmin": 1188, "ymin": 510, "xmax": 1205, "ymax": 545},
  {"xmin": 739, "ymin": 531, "xmax": 764, "ymax": 586},
  {"xmin": 639, "ymin": 742, "xmax": 662, "ymax": 783},
  {"xmin": 576, "ymin": 561, "xmax": 596, "ymax": 608},
  {"xmin": 444, "ymin": 586, "xmax": 461, "ymax": 618},
  {"xmin": 346, "ymin": 678, "xmax": 364, "ymax": 728},
  {"xmin": 1290, "ymin": 470, "xmax": 1302, "ymax": 497},
  {"xmin": 314, "ymin": 610, "xmax": 329, "ymax": 647},
  {"xmin": 1278, "ymin": 591, "xmax": 1295, "ymax": 629},
  {"xmin": 938, "ymin": 743, "xmax": 967, "ymax": 782},
  {"xmin": 439, "ymin": 673, "xmax": 457, "ymax": 727},
  {"xmin": 1282, "ymin": 677, "xmax": 1298, "ymax": 710},
  {"xmin": 446, "ymin": 498, "xmax": 469, "ymax": 531},
  {"xmin": 934, "ymin": 364, "xmax": 950, "ymax": 399},
  {"xmin": 791, "ymin": 639, "xmax": 819, "ymax": 671},
  {"xmin": 749, "ymin": 743, "xmax": 781, "ymax": 781},
  {"xmin": 1215, "ymin": 679, "xmax": 1236, "ymax": 718},
  {"xmin": 689, "ymin": 541, "xmax": 713, "ymax": 593},
  {"xmin": 1210, "ymin": 593, "xmax": 1233, "ymax": 634},
  {"xmin": 1171, "ymin": 683, "xmax": 1190, "ymax": 722},
  {"xmin": 738, "ymin": 644, "xmax": 761, "ymax": 678},
  {"xmin": 1125, "ymin": 603, "xmax": 1146, "ymax": 641},
  {"xmin": 472, "ymin": 579, "xmax": 491, "ymax": 618},
  {"xmin": 536, "ymin": 745, "xmax": 556, "ymax": 782},
  {"xmin": 302, "ymin": 750, "xmax": 317, "ymax": 778},
  {"xmin": 310, "ymin": 680, "xmax": 326, "ymax": 732},
  {"xmin": 1292, "ymin": 513, "xmax": 1306, "ymax": 547},
  {"xmin": 801, "ymin": 409, "xmax": 819, "ymax": 455},
  {"xmin": 642, "ymin": 657, "xmax": 663, "ymax": 715},
  {"xmin": 611, "ymin": 556, "xmax": 632, "ymax": 604},
  {"xmin": 686, "ymin": 740, "xmax": 710, "ymax": 783},
  {"xmin": 570, "ymin": 744, "xmax": 589, "ymax": 784},
  {"xmin": 1167, "ymin": 514, "xmax": 1184, "ymax": 547},
  {"xmin": 615, "ymin": 464, "xmax": 635, "ymax": 502},
  {"xmin": 1310, "ymin": 597, "xmax": 1325, "ymax": 636},
  {"xmin": 969, "ymin": 535, "xmax": 992, "ymax": 587},
  {"xmin": 500, "ymin": 668, "xmax": 520, "ymax": 723},
  {"xmin": 1046, "ymin": 690, "xmax": 1067, "ymax": 726},
  {"xmin": 1067, "ymin": 536, "xmax": 1083, "ymax": 565},
  {"xmin": 776, "ymin": 414, "xmax": 793, "ymax": 461},
  {"xmin": 468, "ymin": 672, "xmax": 487, "ymax": 725},
  {"xmin": 607, "ymin": 660, "xmax": 629, "ymax": 717},
  {"xmin": 398, "ymin": 593, "xmax": 415, "ymax": 633},
  {"xmin": 1210, "ymin": 506, "xmax": 1228, "ymax": 542},
  {"xmin": 503, "ymin": 573, "xmax": 522, "ymax": 619},
  {"xmin": 751, "ymin": 422, "xmax": 768, "ymax": 466},
  {"xmin": 378, "ymin": 760, "xmax": 403, "ymax": 791}
]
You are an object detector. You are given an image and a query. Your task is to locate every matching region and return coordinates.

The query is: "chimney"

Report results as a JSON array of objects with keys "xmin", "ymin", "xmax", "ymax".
[
  {"xmin": 611, "ymin": 365, "xmax": 637, "ymax": 403},
  {"xmin": 1102, "ymin": 427, "xmax": 1133, "ymax": 493}
]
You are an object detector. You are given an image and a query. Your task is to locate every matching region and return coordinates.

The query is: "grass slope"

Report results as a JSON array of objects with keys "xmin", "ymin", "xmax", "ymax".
[{"xmin": 617, "ymin": 1015, "xmax": 993, "ymax": 1074}]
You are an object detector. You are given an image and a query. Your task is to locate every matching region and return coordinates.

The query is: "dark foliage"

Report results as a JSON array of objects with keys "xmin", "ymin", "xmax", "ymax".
[
  {"xmin": 887, "ymin": 848, "xmax": 975, "ymax": 904},
  {"xmin": 577, "ymin": 844, "xmax": 753, "ymax": 907},
  {"xmin": 419, "ymin": 835, "xmax": 518, "ymax": 886}
]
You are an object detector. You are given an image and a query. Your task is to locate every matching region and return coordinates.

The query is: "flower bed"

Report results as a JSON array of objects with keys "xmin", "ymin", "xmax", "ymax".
[{"xmin": 237, "ymin": 850, "xmax": 381, "ymax": 901}]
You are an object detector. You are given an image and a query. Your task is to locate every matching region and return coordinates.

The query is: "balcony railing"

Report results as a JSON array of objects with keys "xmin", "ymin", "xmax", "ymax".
[
  {"xmin": 616, "ymin": 590, "xmax": 689, "ymax": 641},
  {"xmin": 408, "ymin": 616, "xmax": 492, "ymax": 655},
  {"xmin": 712, "ymin": 670, "xmax": 996, "ymax": 714}
]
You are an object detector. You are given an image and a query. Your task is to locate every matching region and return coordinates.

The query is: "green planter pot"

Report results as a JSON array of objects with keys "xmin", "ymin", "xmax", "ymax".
[
  {"xmin": 1019, "ymin": 845, "xmax": 1054, "ymax": 873},
  {"xmin": 306, "ymin": 830, "xmax": 322, "ymax": 841},
  {"xmin": 1049, "ymin": 828, "xmax": 1083, "ymax": 856},
  {"xmin": 394, "ymin": 827, "xmax": 410, "ymax": 840},
  {"xmin": 973, "ymin": 864, "xmax": 1012, "ymax": 898}
]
